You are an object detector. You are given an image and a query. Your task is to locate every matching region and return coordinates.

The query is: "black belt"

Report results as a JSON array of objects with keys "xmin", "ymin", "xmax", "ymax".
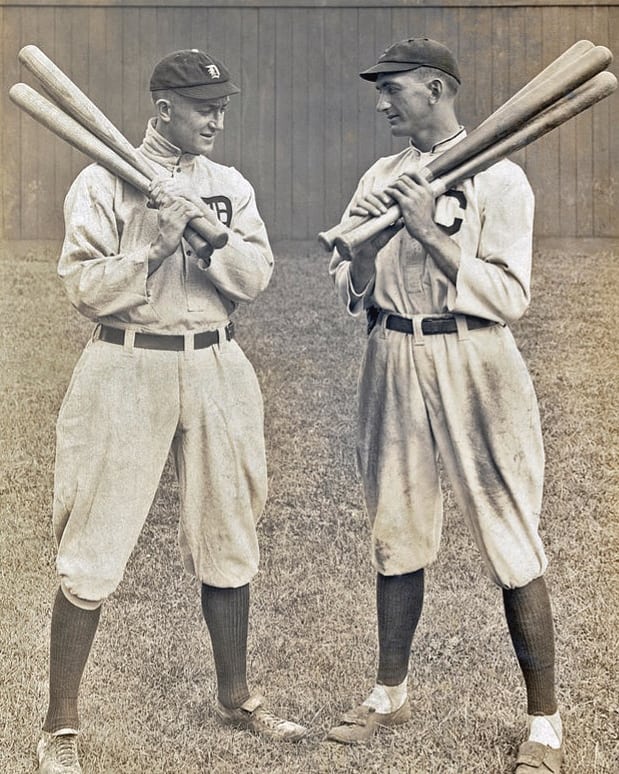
[
  {"xmin": 382, "ymin": 311, "xmax": 494, "ymax": 336},
  {"xmin": 97, "ymin": 322, "xmax": 234, "ymax": 351}
]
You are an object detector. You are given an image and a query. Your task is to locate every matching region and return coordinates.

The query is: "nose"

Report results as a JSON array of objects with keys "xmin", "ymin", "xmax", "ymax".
[
  {"xmin": 376, "ymin": 91, "xmax": 390, "ymax": 113},
  {"xmin": 208, "ymin": 112, "xmax": 224, "ymax": 132}
]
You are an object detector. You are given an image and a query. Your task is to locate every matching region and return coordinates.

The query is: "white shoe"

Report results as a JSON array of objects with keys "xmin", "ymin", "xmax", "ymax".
[{"xmin": 37, "ymin": 731, "xmax": 82, "ymax": 774}]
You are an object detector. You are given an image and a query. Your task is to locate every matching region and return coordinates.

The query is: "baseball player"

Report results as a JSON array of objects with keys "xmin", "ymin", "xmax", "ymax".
[
  {"xmin": 326, "ymin": 38, "xmax": 563, "ymax": 774},
  {"xmin": 36, "ymin": 49, "xmax": 307, "ymax": 774}
]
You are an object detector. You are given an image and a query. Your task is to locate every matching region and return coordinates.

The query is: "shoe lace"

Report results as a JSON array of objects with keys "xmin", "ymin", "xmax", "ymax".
[
  {"xmin": 254, "ymin": 708, "xmax": 289, "ymax": 731},
  {"xmin": 54, "ymin": 734, "xmax": 78, "ymax": 765}
]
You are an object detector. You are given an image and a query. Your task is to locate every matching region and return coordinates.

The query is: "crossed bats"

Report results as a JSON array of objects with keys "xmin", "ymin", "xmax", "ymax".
[{"xmin": 8, "ymin": 42, "xmax": 618, "ymax": 259}]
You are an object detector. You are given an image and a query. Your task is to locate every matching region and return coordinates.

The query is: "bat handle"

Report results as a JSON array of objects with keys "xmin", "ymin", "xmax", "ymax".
[
  {"xmin": 317, "ymin": 214, "xmax": 371, "ymax": 251},
  {"xmin": 184, "ymin": 226, "xmax": 215, "ymax": 262},
  {"xmin": 185, "ymin": 214, "xmax": 229, "ymax": 251},
  {"xmin": 334, "ymin": 204, "xmax": 402, "ymax": 260}
]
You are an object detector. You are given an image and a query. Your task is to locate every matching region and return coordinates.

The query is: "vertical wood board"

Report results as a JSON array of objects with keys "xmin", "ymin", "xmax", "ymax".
[{"xmin": 1, "ymin": 3, "xmax": 617, "ymax": 241}]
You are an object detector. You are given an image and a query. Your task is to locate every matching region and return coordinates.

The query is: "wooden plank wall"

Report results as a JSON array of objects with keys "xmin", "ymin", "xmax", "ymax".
[{"xmin": 1, "ymin": 1, "xmax": 618, "ymax": 242}]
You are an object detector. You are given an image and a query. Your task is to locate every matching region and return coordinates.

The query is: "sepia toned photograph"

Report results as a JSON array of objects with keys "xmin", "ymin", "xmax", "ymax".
[{"xmin": 1, "ymin": 1, "xmax": 617, "ymax": 772}]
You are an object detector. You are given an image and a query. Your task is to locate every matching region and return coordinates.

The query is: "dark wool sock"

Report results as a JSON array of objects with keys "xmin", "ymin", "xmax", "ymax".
[
  {"xmin": 376, "ymin": 569, "xmax": 425, "ymax": 686},
  {"xmin": 43, "ymin": 587, "xmax": 101, "ymax": 733},
  {"xmin": 201, "ymin": 583, "xmax": 251, "ymax": 709},
  {"xmin": 503, "ymin": 576, "xmax": 557, "ymax": 715}
]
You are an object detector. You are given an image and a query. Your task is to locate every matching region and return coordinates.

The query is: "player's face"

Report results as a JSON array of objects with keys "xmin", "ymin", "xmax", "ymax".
[
  {"xmin": 375, "ymin": 71, "xmax": 432, "ymax": 138},
  {"xmin": 162, "ymin": 94, "xmax": 229, "ymax": 155}
]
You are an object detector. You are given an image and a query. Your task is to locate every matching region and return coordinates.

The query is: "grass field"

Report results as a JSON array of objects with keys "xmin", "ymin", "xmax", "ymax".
[{"xmin": 0, "ymin": 240, "xmax": 617, "ymax": 774}]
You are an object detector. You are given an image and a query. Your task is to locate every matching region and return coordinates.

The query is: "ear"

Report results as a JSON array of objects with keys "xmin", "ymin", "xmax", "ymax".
[
  {"xmin": 155, "ymin": 97, "xmax": 173, "ymax": 123},
  {"xmin": 427, "ymin": 78, "xmax": 443, "ymax": 103}
]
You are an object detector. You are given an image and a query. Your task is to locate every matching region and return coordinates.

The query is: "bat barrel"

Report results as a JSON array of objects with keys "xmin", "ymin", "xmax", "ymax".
[
  {"xmin": 425, "ymin": 44, "xmax": 613, "ymax": 183},
  {"xmin": 9, "ymin": 83, "xmax": 151, "ymax": 194},
  {"xmin": 332, "ymin": 69, "xmax": 617, "ymax": 257},
  {"xmin": 8, "ymin": 82, "xmax": 226, "ymax": 256},
  {"xmin": 318, "ymin": 41, "xmax": 615, "ymax": 253},
  {"xmin": 477, "ymin": 39, "xmax": 595, "ymax": 125},
  {"xmin": 17, "ymin": 45, "xmax": 229, "ymax": 249},
  {"xmin": 18, "ymin": 44, "xmax": 153, "ymax": 177}
]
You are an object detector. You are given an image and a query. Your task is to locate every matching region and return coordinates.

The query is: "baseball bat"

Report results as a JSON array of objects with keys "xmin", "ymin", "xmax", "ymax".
[
  {"xmin": 9, "ymin": 83, "xmax": 223, "ymax": 258},
  {"xmin": 421, "ymin": 44, "xmax": 612, "ymax": 184},
  {"xmin": 333, "ymin": 70, "xmax": 618, "ymax": 260},
  {"xmin": 477, "ymin": 39, "xmax": 595, "ymax": 125},
  {"xmin": 318, "ymin": 41, "xmax": 612, "ymax": 251},
  {"xmin": 17, "ymin": 45, "xmax": 228, "ymax": 250}
]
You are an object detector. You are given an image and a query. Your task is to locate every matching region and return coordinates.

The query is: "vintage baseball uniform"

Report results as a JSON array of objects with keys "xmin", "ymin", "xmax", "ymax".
[
  {"xmin": 330, "ymin": 129, "xmax": 548, "ymax": 589},
  {"xmin": 54, "ymin": 118, "xmax": 274, "ymax": 604}
]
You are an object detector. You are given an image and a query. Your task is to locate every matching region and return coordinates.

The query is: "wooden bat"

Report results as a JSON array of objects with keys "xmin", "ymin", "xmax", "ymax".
[
  {"xmin": 17, "ymin": 44, "xmax": 228, "ymax": 251},
  {"xmin": 9, "ymin": 83, "xmax": 225, "ymax": 258},
  {"xmin": 477, "ymin": 39, "xmax": 595, "ymax": 126},
  {"xmin": 333, "ymin": 70, "xmax": 618, "ymax": 260},
  {"xmin": 424, "ymin": 43, "xmax": 612, "ymax": 184},
  {"xmin": 317, "ymin": 41, "xmax": 612, "ymax": 251}
]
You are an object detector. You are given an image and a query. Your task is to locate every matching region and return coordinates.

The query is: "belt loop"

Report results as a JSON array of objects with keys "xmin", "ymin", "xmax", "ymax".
[
  {"xmin": 412, "ymin": 315, "xmax": 426, "ymax": 346},
  {"xmin": 90, "ymin": 323, "xmax": 102, "ymax": 344},
  {"xmin": 123, "ymin": 329, "xmax": 135, "ymax": 353},
  {"xmin": 378, "ymin": 310, "xmax": 388, "ymax": 339},
  {"xmin": 455, "ymin": 314, "xmax": 469, "ymax": 342},
  {"xmin": 184, "ymin": 330, "xmax": 195, "ymax": 355},
  {"xmin": 216, "ymin": 324, "xmax": 227, "ymax": 350}
]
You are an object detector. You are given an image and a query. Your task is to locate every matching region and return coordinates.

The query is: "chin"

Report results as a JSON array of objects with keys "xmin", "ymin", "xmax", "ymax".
[
  {"xmin": 390, "ymin": 124, "xmax": 410, "ymax": 137},
  {"xmin": 182, "ymin": 139, "xmax": 215, "ymax": 156}
]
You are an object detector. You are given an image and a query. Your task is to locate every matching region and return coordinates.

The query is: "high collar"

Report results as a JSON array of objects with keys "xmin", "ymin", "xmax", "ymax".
[
  {"xmin": 139, "ymin": 118, "xmax": 199, "ymax": 170},
  {"xmin": 408, "ymin": 126, "xmax": 466, "ymax": 158}
]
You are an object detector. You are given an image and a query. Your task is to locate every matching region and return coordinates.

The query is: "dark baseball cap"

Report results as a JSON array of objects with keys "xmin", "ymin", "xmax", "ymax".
[
  {"xmin": 360, "ymin": 37, "xmax": 461, "ymax": 84},
  {"xmin": 150, "ymin": 49, "xmax": 240, "ymax": 99}
]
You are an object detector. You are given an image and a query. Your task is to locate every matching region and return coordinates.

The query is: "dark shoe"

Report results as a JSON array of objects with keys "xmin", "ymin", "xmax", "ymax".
[
  {"xmin": 327, "ymin": 699, "xmax": 411, "ymax": 744},
  {"xmin": 216, "ymin": 693, "xmax": 308, "ymax": 741},
  {"xmin": 515, "ymin": 740, "xmax": 563, "ymax": 773},
  {"xmin": 37, "ymin": 731, "xmax": 82, "ymax": 774}
]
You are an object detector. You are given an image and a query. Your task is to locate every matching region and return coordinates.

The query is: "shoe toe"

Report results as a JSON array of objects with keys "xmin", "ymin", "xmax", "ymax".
[{"xmin": 515, "ymin": 741, "xmax": 563, "ymax": 773}]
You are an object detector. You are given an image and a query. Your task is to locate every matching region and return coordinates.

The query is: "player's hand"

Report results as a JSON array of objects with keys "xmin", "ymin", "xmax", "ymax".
[
  {"xmin": 347, "ymin": 222, "xmax": 403, "ymax": 291},
  {"xmin": 149, "ymin": 177, "xmax": 208, "ymax": 212},
  {"xmin": 149, "ymin": 197, "xmax": 203, "ymax": 263},
  {"xmin": 350, "ymin": 189, "xmax": 394, "ymax": 218},
  {"xmin": 384, "ymin": 172, "xmax": 437, "ymax": 241}
]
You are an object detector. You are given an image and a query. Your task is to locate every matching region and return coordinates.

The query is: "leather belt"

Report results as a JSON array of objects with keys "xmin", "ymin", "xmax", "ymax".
[
  {"xmin": 384, "ymin": 312, "xmax": 494, "ymax": 336},
  {"xmin": 97, "ymin": 322, "xmax": 234, "ymax": 351}
]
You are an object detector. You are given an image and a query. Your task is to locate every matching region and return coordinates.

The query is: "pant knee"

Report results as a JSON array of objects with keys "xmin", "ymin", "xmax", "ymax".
[{"xmin": 60, "ymin": 578, "xmax": 104, "ymax": 610}]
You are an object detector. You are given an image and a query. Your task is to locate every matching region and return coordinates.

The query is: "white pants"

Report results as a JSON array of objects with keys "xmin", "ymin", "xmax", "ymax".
[
  {"xmin": 53, "ymin": 331, "xmax": 266, "ymax": 604},
  {"xmin": 357, "ymin": 318, "xmax": 548, "ymax": 588}
]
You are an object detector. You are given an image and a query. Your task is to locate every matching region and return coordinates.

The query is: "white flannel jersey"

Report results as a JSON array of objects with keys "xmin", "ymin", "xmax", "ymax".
[
  {"xmin": 59, "ymin": 118, "xmax": 274, "ymax": 333},
  {"xmin": 329, "ymin": 129, "xmax": 535, "ymax": 325}
]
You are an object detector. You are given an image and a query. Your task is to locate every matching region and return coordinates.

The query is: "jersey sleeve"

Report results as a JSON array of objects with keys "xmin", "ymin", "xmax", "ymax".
[
  {"xmin": 328, "ymin": 171, "xmax": 378, "ymax": 316},
  {"xmin": 447, "ymin": 162, "xmax": 535, "ymax": 324},
  {"xmin": 58, "ymin": 165, "xmax": 157, "ymax": 323},
  {"xmin": 199, "ymin": 171, "xmax": 274, "ymax": 303}
]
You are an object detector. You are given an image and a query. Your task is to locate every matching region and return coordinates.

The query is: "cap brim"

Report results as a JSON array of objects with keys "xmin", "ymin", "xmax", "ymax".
[
  {"xmin": 167, "ymin": 81, "xmax": 241, "ymax": 99},
  {"xmin": 359, "ymin": 63, "xmax": 422, "ymax": 81}
]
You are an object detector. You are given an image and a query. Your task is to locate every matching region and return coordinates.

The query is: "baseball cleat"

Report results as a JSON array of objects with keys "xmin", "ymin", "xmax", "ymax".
[
  {"xmin": 216, "ymin": 693, "xmax": 308, "ymax": 741},
  {"xmin": 515, "ymin": 741, "xmax": 563, "ymax": 773},
  {"xmin": 327, "ymin": 699, "xmax": 411, "ymax": 744},
  {"xmin": 37, "ymin": 731, "xmax": 82, "ymax": 774}
]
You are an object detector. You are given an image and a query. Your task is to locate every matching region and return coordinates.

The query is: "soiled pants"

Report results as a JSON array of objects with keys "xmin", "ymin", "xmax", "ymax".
[
  {"xmin": 53, "ymin": 331, "xmax": 267, "ymax": 605},
  {"xmin": 357, "ymin": 320, "xmax": 547, "ymax": 588}
]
